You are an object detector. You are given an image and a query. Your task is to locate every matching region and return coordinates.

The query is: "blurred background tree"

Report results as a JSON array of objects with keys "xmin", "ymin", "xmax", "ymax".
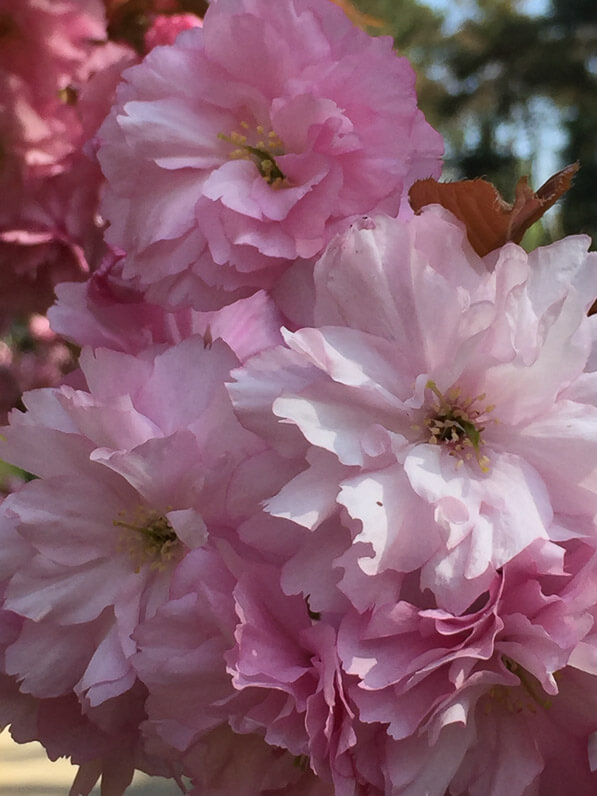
[{"xmin": 353, "ymin": 0, "xmax": 597, "ymax": 246}]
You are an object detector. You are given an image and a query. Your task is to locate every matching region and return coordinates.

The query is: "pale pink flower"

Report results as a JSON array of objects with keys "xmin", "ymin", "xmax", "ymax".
[
  {"xmin": 0, "ymin": 335, "xmax": 277, "ymax": 791},
  {"xmin": 440, "ymin": 666, "xmax": 597, "ymax": 795},
  {"xmin": 96, "ymin": 0, "xmax": 442, "ymax": 307},
  {"xmin": 0, "ymin": 517, "xmax": 177, "ymax": 793},
  {"xmin": 230, "ymin": 208, "xmax": 597, "ymax": 612},
  {"xmin": 133, "ymin": 547, "xmax": 239, "ymax": 755},
  {"xmin": 0, "ymin": 686, "xmax": 158, "ymax": 794},
  {"xmin": 2, "ymin": 333, "xmax": 265, "ymax": 474}
]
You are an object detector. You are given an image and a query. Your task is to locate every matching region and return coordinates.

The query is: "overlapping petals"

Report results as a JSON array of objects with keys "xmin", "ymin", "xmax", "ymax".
[
  {"xmin": 2, "ymin": 0, "xmax": 597, "ymax": 793},
  {"xmin": 0, "ymin": 332, "xmax": 283, "ymax": 789},
  {"xmin": 231, "ymin": 208, "xmax": 597, "ymax": 610},
  {"xmin": 96, "ymin": 0, "xmax": 442, "ymax": 307}
]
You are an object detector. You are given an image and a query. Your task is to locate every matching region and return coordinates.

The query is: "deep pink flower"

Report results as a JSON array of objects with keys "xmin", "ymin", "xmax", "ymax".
[
  {"xmin": 0, "ymin": 0, "xmax": 106, "ymax": 186},
  {"xmin": 230, "ymin": 208, "xmax": 597, "ymax": 612},
  {"xmin": 0, "ymin": 315, "xmax": 74, "ymax": 425},
  {"xmin": 134, "ymin": 539, "xmax": 367, "ymax": 794},
  {"xmin": 225, "ymin": 527, "xmax": 597, "ymax": 794},
  {"xmin": 0, "ymin": 1, "xmax": 136, "ymax": 320},
  {"xmin": 144, "ymin": 12, "xmax": 203, "ymax": 50},
  {"xmin": 48, "ymin": 268, "xmax": 284, "ymax": 360},
  {"xmin": 132, "ymin": 524, "xmax": 355, "ymax": 793},
  {"xmin": 96, "ymin": 0, "xmax": 442, "ymax": 307},
  {"xmin": 133, "ymin": 545, "xmax": 333, "ymax": 793},
  {"xmin": 0, "ymin": 157, "xmax": 101, "ymax": 326},
  {"xmin": 181, "ymin": 725, "xmax": 334, "ymax": 795},
  {"xmin": 227, "ymin": 566, "xmax": 362, "ymax": 794},
  {"xmin": 377, "ymin": 538, "xmax": 597, "ymax": 795}
]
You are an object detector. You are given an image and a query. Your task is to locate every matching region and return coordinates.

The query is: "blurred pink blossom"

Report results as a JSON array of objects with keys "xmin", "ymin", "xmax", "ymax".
[
  {"xmin": 0, "ymin": 0, "xmax": 136, "ymax": 322},
  {"xmin": 144, "ymin": 12, "xmax": 203, "ymax": 50},
  {"xmin": 0, "ymin": 315, "xmax": 74, "ymax": 427}
]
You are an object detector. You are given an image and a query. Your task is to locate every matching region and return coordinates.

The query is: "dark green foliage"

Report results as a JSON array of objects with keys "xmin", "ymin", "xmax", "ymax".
[{"xmin": 353, "ymin": 0, "xmax": 597, "ymax": 245}]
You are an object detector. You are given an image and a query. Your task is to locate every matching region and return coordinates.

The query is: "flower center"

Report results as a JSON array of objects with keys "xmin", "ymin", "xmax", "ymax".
[
  {"xmin": 421, "ymin": 380, "xmax": 494, "ymax": 472},
  {"xmin": 218, "ymin": 121, "xmax": 288, "ymax": 188},
  {"xmin": 113, "ymin": 506, "xmax": 180, "ymax": 573},
  {"xmin": 293, "ymin": 755, "xmax": 310, "ymax": 772},
  {"xmin": 58, "ymin": 85, "xmax": 78, "ymax": 106},
  {"xmin": 483, "ymin": 656, "xmax": 553, "ymax": 715}
]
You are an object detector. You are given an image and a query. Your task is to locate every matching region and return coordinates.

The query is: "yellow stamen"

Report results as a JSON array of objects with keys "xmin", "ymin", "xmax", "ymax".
[{"xmin": 218, "ymin": 122, "xmax": 288, "ymax": 186}]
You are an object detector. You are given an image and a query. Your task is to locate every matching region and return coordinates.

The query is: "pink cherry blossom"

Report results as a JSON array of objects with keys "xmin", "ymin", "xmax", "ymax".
[
  {"xmin": 96, "ymin": 0, "xmax": 443, "ymax": 307},
  {"xmin": 2, "ymin": 1, "xmax": 597, "ymax": 791},
  {"xmin": 384, "ymin": 539, "xmax": 597, "ymax": 795},
  {"xmin": 0, "ymin": 157, "xmax": 101, "ymax": 327},
  {"xmin": 225, "ymin": 523, "xmax": 597, "ymax": 794},
  {"xmin": 226, "ymin": 562, "xmax": 363, "ymax": 794},
  {"xmin": 0, "ymin": 508, "xmax": 179, "ymax": 793},
  {"xmin": 0, "ymin": 334, "xmax": 282, "ymax": 791},
  {"xmin": 230, "ymin": 208, "xmax": 597, "ymax": 612},
  {"xmin": 132, "ymin": 547, "xmax": 239, "ymax": 755}
]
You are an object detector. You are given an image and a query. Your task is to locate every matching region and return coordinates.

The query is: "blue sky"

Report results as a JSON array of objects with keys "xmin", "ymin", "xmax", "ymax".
[{"xmin": 420, "ymin": 0, "xmax": 550, "ymax": 31}]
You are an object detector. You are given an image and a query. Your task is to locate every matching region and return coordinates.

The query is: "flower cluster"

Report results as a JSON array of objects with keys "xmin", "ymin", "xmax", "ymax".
[{"xmin": 1, "ymin": 1, "xmax": 597, "ymax": 795}]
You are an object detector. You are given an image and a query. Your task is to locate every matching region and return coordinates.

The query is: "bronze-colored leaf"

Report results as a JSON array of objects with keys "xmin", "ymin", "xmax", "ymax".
[
  {"xmin": 330, "ymin": 0, "xmax": 384, "ymax": 28},
  {"xmin": 409, "ymin": 163, "xmax": 579, "ymax": 257}
]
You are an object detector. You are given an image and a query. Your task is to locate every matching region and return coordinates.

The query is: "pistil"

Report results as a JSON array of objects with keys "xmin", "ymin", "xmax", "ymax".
[
  {"xmin": 114, "ymin": 506, "xmax": 180, "ymax": 572},
  {"xmin": 420, "ymin": 380, "xmax": 495, "ymax": 472}
]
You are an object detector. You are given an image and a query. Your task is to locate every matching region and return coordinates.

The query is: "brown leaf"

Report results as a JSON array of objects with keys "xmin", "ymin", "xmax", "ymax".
[
  {"xmin": 409, "ymin": 163, "xmax": 579, "ymax": 257},
  {"xmin": 330, "ymin": 0, "xmax": 384, "ymax": 28}
]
